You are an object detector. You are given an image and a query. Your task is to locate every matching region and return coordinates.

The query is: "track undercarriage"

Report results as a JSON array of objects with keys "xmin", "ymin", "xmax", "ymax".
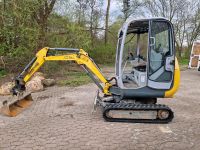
[{"xmin": 95, "ymin": 94, "xmax": 174, "ymax": 124}]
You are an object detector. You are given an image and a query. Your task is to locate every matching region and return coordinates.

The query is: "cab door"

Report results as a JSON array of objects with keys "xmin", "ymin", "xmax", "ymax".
[{"xmin": 148, "ymin": 20, "xmax": 175, "ymax": 90}]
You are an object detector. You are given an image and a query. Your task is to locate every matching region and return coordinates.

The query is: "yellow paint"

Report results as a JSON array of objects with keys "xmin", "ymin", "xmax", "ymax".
[
  {"xmin": 20, "ymin": 47, "xmax": 181, "ymax": 97},
  {"xmin": 164, "ymin": 57, "xmax": 180, "ymax": 98},
  {"xmin": 23, "ymin": 48, "xmax": 112, "ymax": 95},
  {"xmin": 24, "ymin": 47, "xmax": 49, "ymax": 82}
]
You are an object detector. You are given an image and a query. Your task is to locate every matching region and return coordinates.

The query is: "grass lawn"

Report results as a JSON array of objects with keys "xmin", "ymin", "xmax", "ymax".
[
  {"xmin": 178, "ymin": 58, "xmax": 189, "ymax": 66},
  {"xmin": 57, "ymin": 71, "xmax": 92, "ymax": 87}
]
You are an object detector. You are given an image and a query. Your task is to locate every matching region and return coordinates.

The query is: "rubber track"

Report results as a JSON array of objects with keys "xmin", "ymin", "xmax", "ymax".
[{"xmin": 102, "ymin": 103, "xmax": 174, "ymax": 124}]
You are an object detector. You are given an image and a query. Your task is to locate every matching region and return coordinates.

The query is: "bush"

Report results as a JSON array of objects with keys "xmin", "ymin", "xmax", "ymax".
[
  {"xmin": 0, "ymin": 69, "xmax": 7, "ymax": 78},
  {"xmin": 178, "ymin": 58, "xmax": 189, "ymax": 66},
  {"xmin": 88, "ymin": 43, "xmax": 116, "ymax": 65}
]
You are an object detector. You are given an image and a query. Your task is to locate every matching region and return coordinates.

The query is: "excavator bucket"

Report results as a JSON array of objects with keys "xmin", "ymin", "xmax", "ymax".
[{"xmin": 0, "ymin": 93, "xmax": 33, "ymax": 117}]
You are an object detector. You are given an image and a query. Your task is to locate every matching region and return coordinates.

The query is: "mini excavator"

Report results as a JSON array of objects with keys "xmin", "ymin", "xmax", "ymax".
[{"xmin": 0, "ymin": 18, "xmax": 180, "ymax": 123}]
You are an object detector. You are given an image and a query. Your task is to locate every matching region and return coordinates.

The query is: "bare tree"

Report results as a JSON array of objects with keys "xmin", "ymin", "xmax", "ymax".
[
  {"xmin": 88, "ymin": 0, "xmax": 103, "ymax": 47},
  {"xmin": 122, "ymin": 0, "xmax": 142, "ymax": 20},
  {"xmin": 88, "ymin": 0, "xmax": 96, "ymax": 46},
  {"xmin": 145, "ymin": 0, "xmax": 182, "ymax": 21},
  {"xmin": 186, "ymin": 1, "xmax": 200, "ymax": 56},
  {"xmin": 33, "ymin": 0, "xmax": 57, "ymax": 49},
  {"xmin": 105, "ymin": 0, "xmax": 111, "ymax": 45},
  {"xmin": 173, "ymin": 1, "xmax": 189, "ymax": 57},
  {"xmin": 76, "ymin": 0, "xmax": 88, "ymax": 25}
]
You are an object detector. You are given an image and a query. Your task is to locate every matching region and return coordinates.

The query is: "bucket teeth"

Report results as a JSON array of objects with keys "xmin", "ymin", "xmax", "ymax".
[{"xmin": 0, "ymin": 93, "xmax": 33, "ymax": 117}]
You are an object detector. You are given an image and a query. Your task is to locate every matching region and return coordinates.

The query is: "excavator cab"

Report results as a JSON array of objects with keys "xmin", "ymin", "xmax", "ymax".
[
  {"xmin": 101, "ymin": 18, "xmax": 180, "ymax": 123},
  {"xmin": 115, "ymin": 18, "xmax": 178, "ymax": 99}
]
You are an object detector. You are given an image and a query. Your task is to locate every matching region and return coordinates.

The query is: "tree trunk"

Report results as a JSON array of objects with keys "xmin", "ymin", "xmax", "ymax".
[
  {"xmin": 37, "ymin": 21, "xmax": 48, "ymax": 50},
  {"xmin": 105, "ymin": 0, "xmax": 111, "ymax": 45},
  {"xmin": 33, "ymin": 0, "xmax": 56, "ymax": 50},
  {"xmin": 90, "ymin": 8, "xmax": 94, "ymax": 47},
  {"xmin": 186, "ymin": 44, "xmax": 193, "ymax": 59},
  {"xmin": 176, "ymin": 42, "xmax": 181, "ymax": 58}
]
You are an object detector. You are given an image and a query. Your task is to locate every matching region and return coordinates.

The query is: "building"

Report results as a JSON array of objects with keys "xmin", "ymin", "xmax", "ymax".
[{"xmin": 188, "ymin": 41, "xmax": 200, "ymax": 69}]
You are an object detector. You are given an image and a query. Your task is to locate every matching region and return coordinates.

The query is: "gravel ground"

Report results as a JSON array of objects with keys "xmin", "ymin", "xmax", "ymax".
[{"xmin": 0, "ymin": 69, "xmax": 200, "ymax": 150}]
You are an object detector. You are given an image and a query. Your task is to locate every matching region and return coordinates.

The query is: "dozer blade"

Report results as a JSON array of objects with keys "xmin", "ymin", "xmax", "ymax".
[{"xmin": 0, "ymin": 93, "xmax": 33, "ymax": 117}]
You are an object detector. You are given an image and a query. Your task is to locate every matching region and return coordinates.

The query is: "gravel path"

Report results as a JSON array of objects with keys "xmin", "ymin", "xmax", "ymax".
[{"xmin": 0, "ymin": 69, "xmax": 200, "ymax": 150}]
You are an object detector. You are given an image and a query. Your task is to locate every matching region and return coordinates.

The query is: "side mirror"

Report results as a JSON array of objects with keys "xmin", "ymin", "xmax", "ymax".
[{"xmin": 165, "ymin": 56, "xmax": 174, "ymax": 72}]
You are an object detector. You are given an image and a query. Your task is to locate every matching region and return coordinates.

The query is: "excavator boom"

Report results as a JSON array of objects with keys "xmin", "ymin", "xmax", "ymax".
[{"xmin": 1, "ymin": 47, "xmax": 112, "ymax": 117}]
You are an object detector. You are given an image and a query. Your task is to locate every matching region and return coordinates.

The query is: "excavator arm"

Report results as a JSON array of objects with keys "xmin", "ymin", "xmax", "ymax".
[
  {"xmin": 1, "ymin": 47, "xmax": 113, "ymax": 117},
  {"xmin": 12, "ymin": 47, "xmax": 112, "ymax": 96}
]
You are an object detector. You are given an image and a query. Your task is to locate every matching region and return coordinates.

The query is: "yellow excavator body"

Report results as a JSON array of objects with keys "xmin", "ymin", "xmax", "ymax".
[{"xmin": 0, "ymin": 18, "xmax": 180, "ymax": 123}]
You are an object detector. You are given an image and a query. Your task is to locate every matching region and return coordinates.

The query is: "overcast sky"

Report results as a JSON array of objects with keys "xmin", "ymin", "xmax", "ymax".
[
  {"xmin": 55, "ymin": 0, "xmax": 145, "ymax": 24},
  {"xmin": 55, "ymin": 0, "xmax": 123, "ymax": 25},
  {"xmin": 103, "ymin": 0, "xmax": 122, "ymax": 22}
]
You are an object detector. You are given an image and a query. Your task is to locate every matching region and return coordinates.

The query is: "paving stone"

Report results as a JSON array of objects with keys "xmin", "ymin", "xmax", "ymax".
[{"xmin": 0, "ymin": 70, "xmax": 200, "ymax": 150}]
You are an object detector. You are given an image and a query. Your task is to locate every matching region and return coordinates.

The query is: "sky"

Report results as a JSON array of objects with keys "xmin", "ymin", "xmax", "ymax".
[
  {"xmin": 103, "ymin": 0, "xmax": 122, "ymax": 23},
  {"xmin": 55, "ymin": 0, "xmax": 122, "ymax": 23},
  {"xmin": 54, "ymin": 0, "xmax": 146, "ymax": 24}
]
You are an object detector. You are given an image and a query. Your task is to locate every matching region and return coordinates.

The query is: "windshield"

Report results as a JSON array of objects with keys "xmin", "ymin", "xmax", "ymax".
[
  {"xmin": 121, "ymin": 20, "xmax": 149, "ymax": 88},
  {"xmin": 149, "ymin": 21, "xmax": 171, "ymax": 75}
]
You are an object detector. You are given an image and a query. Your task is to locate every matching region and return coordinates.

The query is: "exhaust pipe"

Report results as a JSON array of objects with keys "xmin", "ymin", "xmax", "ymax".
[{"xmin": 0, "ymin": 93, "xmax": 33, "ymax": 117}]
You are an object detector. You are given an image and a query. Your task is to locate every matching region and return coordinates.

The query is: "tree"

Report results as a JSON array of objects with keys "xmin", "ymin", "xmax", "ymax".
[
  {"xmin": 105, "ymin": 0, "xmax": 111, "ymax": 45},
  {"xmin": 173, "ymin": 1, "xmax": 189, "ymax": 57},
  {"xmin": 76, "ymin": 0, "xmax": 88, "ymax": 25},
  {"xmin": 145, "ymin": 0, "xmax": 182, "ymax": 22},
  {"xmin": 32, "ymin": 0, "xmax": 57, "ymax": 50},
  {"xmin": 185, "ymin": 1, "xmax": 200, "ymax": 57},
  {"xmin": 122, "ymin": 0, "xmax": 142, "ymax": 20},
  {"xmin": 89, "ymin": 0, "xmax": 96, "ymax": 46},
  {"xmin": 0, "ymin": 0, "xmax": 42, "ymax": 71},
  {"xmin": 88, "ymin": 0, "xmax": 103, "ymax": 47}
]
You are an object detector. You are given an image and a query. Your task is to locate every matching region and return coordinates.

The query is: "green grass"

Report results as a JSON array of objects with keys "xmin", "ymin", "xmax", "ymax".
[
  {"xmin": 0, "ymin": 69, "xmax": 7, "ymax": 78},
  {"xmin": 57, "ymin": 71, "xmax": 92, "ymax": 87},
  {"xmin": 178, "ymin": 58, "xmax": 189, "ymax": 66}
]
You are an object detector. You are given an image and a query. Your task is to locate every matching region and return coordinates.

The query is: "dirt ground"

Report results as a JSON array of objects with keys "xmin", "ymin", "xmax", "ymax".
[{"xmin": 0, "ymin": 69, "xmax": 200, "ymax": 150}]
